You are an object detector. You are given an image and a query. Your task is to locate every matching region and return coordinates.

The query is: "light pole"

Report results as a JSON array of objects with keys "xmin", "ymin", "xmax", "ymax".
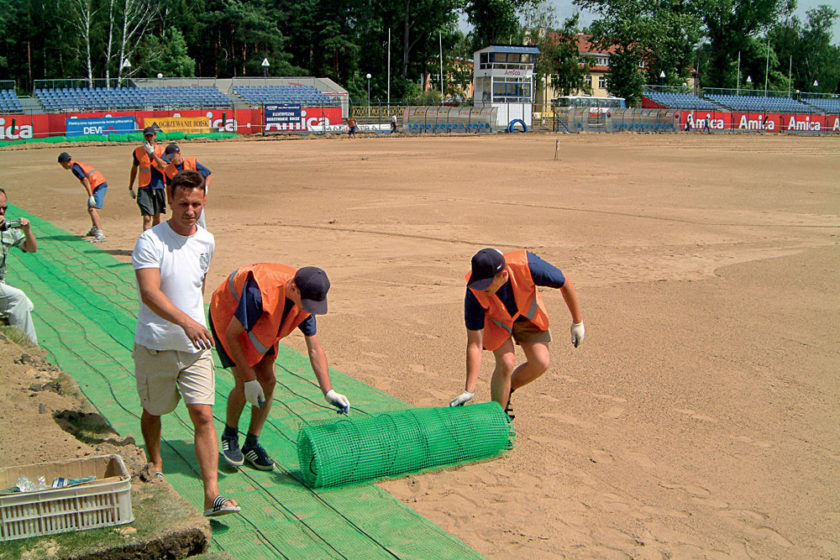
[
  {"xmin": 813, "ymin": 79, "xmax": 819, "ymax": 91},
  {"xmin": 746, "ymin": 75, "xmax": 752, "ymax": 91},
  {"xmin": 541, "ymin": 75, "xmax": 546, "ymax": 112},
  {"xmin": 262, "ymin": 58, "xmax": 270, "ymax": 81},
  {"xmin": 660, "ymin": 70, "xmax": 666, "ymax": 87},
  {"xmin": 366, "ymin": 73, "xmax": 371, "ymax": 117}
]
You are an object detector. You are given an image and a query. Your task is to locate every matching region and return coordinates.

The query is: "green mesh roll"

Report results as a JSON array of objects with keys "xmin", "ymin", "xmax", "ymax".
[{"xmin": 297, "ymin": 402, "xmax": 515, "ymax": 488}]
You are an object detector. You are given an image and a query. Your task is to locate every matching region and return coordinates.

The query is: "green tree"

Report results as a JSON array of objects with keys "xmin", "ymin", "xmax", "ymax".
[
  {"xmin": 138, "ymin": 28, "xmax": 195, "ymax": 77},
  {"xmin": 771, "ymin": 5, "xmax": 840, "ymax": 93},
  {"xmin": 536, "ymin": 14, "xmax": 592, "ymax": 97},
  {"xmin": 700, "ymin": 0, "xmax": 792, "ymax": 88},
  {"xmin": 465, "ymin": 0, "xmax": 536, "ymax": 51}
]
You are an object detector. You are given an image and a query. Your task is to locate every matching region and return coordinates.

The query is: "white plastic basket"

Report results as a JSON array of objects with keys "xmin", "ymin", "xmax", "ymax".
[{"xmin": 0, "ymin": 455, "xmax": 133, "ymax": 541}]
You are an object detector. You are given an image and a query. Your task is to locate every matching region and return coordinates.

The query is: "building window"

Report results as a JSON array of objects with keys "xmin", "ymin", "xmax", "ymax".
[
  {"xmin": 598, "ymin": 76, "xmax": 606, "ymax": 89},
  {"xmin": 585, "ymin": 76, "xmax": 592, "ymax": 86}
]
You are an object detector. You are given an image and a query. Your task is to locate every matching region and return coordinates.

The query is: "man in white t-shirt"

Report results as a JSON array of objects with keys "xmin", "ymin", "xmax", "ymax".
[{"xmin": 132, "ymin": 170, "xmax": 239, "ymax": 518}]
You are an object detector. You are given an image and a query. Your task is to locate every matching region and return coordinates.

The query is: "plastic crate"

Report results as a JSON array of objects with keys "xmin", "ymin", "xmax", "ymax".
[{"xmin": 0, "ymin": 455, "xmax": 133, "ymax": 541}]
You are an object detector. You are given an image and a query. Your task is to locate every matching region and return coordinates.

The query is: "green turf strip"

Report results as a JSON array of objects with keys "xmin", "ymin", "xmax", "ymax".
[{"xmin": 4, "ymin": 206, "xmax": 485, "ymax": 560}]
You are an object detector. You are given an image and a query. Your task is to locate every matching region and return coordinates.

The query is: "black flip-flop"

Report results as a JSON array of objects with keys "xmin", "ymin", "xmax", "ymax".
[{"xmin": 204, "ymin": 495, "xmax": 241, "ymax": 517}]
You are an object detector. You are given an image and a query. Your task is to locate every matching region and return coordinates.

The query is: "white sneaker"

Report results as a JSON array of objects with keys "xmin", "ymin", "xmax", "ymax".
[
  {"xmin": 85, "ymin": 227, "xmax": 97, "ymax": 237},
  {"xmin": 90, "ymin": 231, "xmax": 106, "ymax": 243}
]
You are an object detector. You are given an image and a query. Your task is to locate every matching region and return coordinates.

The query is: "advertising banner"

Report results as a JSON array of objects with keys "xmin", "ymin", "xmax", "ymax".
[
  {"xmin": 66, "ymin": 116, "xmax": 136, "ymax": 137},
  {"xmin": 265, "ymin": 104, "xmax": 301, "ymax": 126},
  {"xmin": 143, "ymin": 116, "xmax": 211, "ymax": 133},
  {"xmin": 264, "ymin": 106, "xmax": 343, "ymax": 132}
]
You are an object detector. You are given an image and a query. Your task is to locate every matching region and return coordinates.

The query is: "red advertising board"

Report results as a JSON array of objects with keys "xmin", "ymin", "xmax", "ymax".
[
  {"xmin": 263, "ymin": 106, "xmax": 343, "ymax": 132},
  {"xmin": 0, "ymin": 108, "xmax": 264, "ymax": 139},
  {"xmin": 679, "ymin": 110, "xmax": 840, "ymax": 133}
]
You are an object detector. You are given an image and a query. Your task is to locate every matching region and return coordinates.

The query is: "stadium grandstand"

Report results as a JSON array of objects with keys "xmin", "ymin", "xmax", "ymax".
[
  {"xmin": 642, "ymin": 91, "xmax": 721, "ymax": 110},
  {"xmin": 0, "ymin": 88, "xmax": 23, "ymax": 113},
  {"xmin": 801, "ymin": 97, "xmax": 840, "ymax": 114},
  {"xmin": 704, "ymin": 94, "xmax": 815, "ymax": 113},
  {"xmin": 233, "ymin": 84, "xmax": 338, "ymax": 105},
  {"xmin": 34, "ymin": 85, "xmax": 231, "ymax": 112}
]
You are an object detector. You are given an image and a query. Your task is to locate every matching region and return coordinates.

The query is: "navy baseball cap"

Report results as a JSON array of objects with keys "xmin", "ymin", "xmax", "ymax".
[
  {"xmin": 467, "ymin": 248, "xmax": 506, "ymax": 290},
  {"xmin": 57, "ymin": 152, "xmax": 71, "ymax": 163},
  {"xmin": 164, "ymin": 143, "xmax": 180, "ymax": 155},
  {"xmin": 294, "ymin": 267, "xmax": 330, "ymax": 314},
  {"xmin": 143, "ymin": 126, "xmax": 157, "ymax": 136}
]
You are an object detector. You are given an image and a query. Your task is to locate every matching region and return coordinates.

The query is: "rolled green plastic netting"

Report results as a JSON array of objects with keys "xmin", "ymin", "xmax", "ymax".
[{"xmin": 297, "ymin": 402, "xmax": 515, "ymax": 488}]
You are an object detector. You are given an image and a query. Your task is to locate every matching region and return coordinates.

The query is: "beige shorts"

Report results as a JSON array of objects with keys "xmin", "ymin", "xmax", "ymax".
[
  {"xmin": 512, "ymin": 321, "xmax": 552, "ymax": 345},
  {"xmin": 133, "ymin": 344, "xmax": 215, "ymax": 415}
]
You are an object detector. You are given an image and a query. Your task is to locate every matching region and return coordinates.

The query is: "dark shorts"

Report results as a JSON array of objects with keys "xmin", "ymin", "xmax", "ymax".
[
  {"xmin": 137, "ymin": 188, "xmax": 166, "ymax": 216},
  {"xmin": 208, "ymin": 311, "xmax": 276, "ymax": 369},
  {"xmin": 511, "ymin": 320, "xmax": 551, "ymax": 345},
  {"xmin": 208, "ymin": 312, "xmax": 235, "ymax": 369}
]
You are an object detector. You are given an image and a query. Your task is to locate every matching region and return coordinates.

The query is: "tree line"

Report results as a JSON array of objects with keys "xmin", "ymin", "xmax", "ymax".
[{"xmin": 0, "ymin": 0, "xmax": 837, "ymax": 105}]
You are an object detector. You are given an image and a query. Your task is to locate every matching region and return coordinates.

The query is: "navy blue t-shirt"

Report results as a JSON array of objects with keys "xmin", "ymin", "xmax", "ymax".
[
  {"xmin": 72, "ymin": 163, "xmax": 107, "ymax": 189},
  {"xmin": 464, "ymin": 252, "xmax": 565, "ymax": 330},
  {"xmin": 235, "ymin": 274, "xmax": 316, "ymax": 336}
]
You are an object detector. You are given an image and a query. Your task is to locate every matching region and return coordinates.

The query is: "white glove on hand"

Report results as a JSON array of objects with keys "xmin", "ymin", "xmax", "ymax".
[
  {"xmin": 129, "ymin": 188, "xmax": 136, "ymax": 200},
  {"xmin": 449, "ymin": 391, "xmax": 475, "ymax": 407},
  {"xmin": 243, "ymin": 379, "xmax": 266, "ymax": 408},
  {"xmin": 325, "ymin": 389, "xmax": 350, "ymax": 413},
  {"xmin": 88, "ymin": 195, "xmax": 96, "ymax": 208},
  {"xmin": 571, "ymin": 321, "xmax": 585, "ymax": 348},
  {"xmin": 143, "ymin": 140, "xmax": 155, "ymax": 156}
]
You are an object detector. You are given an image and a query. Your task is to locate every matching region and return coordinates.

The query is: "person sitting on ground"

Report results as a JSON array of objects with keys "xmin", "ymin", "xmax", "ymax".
[{"xmin": 0, "ymin": 188, "xmax": 38, "ymax": 345}]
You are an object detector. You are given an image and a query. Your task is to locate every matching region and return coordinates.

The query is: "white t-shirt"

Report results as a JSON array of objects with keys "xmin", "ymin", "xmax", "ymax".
[{"xmin": 132, "ymin": 222, "xmax": 214, "ymax": 352}]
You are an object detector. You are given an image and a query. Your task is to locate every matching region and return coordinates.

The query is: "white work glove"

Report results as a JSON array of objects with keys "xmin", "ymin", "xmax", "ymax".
[
  {"xmin": 325, "ymin": 389, "xmax": 350, "ymax": 414},
  {"xmin": 87, "ymin": 195, "xmax": 96, "ymax": 208},
  {"xmin": 143, "ymin": 140, "xmax": 155, "ymax": 156},
  {"xmin": 129, "ymin": 188, "xmax": 136, "ymax": 200},
  {"xmin": 449, "ymin": 391, "xmax": 475, "ymax": 407},
  {"xmin": 243, "ymin": 379, "xmax": 266, "ymax": 408},
  {"xmin": 571, "ymin": 321, "xmax": 585, "ymax": 348}
]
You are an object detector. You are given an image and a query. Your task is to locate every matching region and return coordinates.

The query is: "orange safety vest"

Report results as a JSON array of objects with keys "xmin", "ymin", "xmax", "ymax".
[
  {"xmin": 163, "ymin": 157, "xmax": 198, "ymax": 182},
  {"xmin": 72, "ymin": 161, "xmax": 106, "ymax": 190},
  {"xmin": 209, "ymin": 264, "xmax": 311, "ymax": 367},
  {"xmin": 133, "ymin": 145, "xmax": 165, "ymax": 188},
  {"xmin": 466, "ymin": 250, "xmax": 550, "ymax": 351}
]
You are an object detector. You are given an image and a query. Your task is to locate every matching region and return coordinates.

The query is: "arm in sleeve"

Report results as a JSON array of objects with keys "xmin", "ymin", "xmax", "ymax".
[
  {"xmin": 298, "ymin": 314, "xmax": 317, "ymax": 336},
  {"xmin": 527, "ymin": 252, "xmax": 566, "ymax": 288}
]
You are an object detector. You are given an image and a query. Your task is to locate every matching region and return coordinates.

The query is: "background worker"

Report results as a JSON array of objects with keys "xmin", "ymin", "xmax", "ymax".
[
  {"xmin": 208, "ymin": 264, "xmax": 350, "ymax": 471},
  {"xmin": 450, "ymin": 248, "xmax": 585, "ymax": 419},
  {"xmin": 57, "ymin": 152, "xmax": 107, "ymax": 243},
  {"xmin": 129, "ymin": 126, "xmax": 167, "ymax": 231},
  {"xmin": 347, "ymin": 116, "xmax": 357, "ymax": 137},
  {"xmin": 0, "ymin": 188, "xmax": 38, "ymax": 345},
  {"xmin": 160, "ymin": 143, "xmax": 212, "ymax": 229},
  {"xmin": 132, "ymin": 170, "xmax": 239, "ymax": 518}
]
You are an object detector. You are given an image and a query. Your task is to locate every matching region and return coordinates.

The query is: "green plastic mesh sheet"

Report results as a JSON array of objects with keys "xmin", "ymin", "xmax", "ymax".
[
  {"xmin": 0, "ymin": 131, "xmax": 238, "ymax": 147},
  {"xmin": 2, "ymin": 205, "xmax": 493, "ymax": 559},
  {"xmin": 299, "ymin": 402, "xmax": 514, "ymax": 488}
]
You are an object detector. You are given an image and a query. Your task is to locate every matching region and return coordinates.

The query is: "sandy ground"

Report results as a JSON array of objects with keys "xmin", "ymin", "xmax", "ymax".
[{"xmin": 0, "ymin": 132, "xmax": 838, "ymax": 559}]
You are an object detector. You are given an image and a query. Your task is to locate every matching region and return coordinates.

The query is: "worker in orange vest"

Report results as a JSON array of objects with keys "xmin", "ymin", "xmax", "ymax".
[
  {"xmin": 451, "ymin": 248, "xmax": 584, "ymax": 419},
  {"xmin": 58, "ymin": 152, "xmax": 108, "ymax": 243}
]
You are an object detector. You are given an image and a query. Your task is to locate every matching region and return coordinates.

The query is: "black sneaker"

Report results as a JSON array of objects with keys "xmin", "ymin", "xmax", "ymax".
[
  {"xmin": 504, "ymin": 389, "xmax": 515, "ymax": 420},
  {"xmin": 221, "ymin": 433, "xmax": 244, "ymax": 467},
  {"xmin": 242, "ymin": 443, "xmax": 274, "ymax": 471}
]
